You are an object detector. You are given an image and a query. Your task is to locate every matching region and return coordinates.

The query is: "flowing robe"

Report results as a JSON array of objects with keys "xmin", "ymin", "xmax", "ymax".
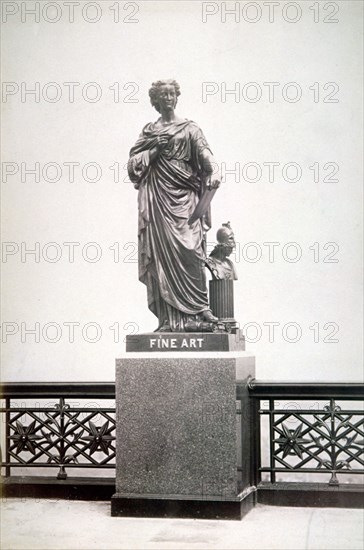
[{"xmin": 128, "ymin": 119, "xmax": 212, "ymax": 330}]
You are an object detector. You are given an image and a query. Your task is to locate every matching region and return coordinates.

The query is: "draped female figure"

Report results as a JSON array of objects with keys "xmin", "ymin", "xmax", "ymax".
[{"xmin": 128, "ymin": 80, "xmax": 220, "ymax": 331}]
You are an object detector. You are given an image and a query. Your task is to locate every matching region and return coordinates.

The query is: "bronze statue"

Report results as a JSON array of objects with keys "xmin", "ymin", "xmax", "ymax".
[
  {"xmin": 205, "ymin": 223, "xmax": 238, "ymax": 332},
  {"xmin": 206, "ymin": 222, "xmax": 237, "ymax": 281},
  {"xmin": 128, "ymin": 80, "xmax": 220, "ymax": 332}
]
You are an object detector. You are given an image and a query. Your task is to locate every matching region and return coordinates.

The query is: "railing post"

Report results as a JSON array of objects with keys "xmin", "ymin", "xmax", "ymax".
[
  {"xmin": 250, "ymin": 395, "xmax": 261, "ymax": 487},
  {"xmin": 57, "ymin": 397, "xmax": 67, "ymax": 480},
  {"xmin": 5, "ymin": 397, "xmax": 11, "ymax": 477},
  {"xmin": 268, "ymin": 398, "xmax": 276, "ymax": 484}
]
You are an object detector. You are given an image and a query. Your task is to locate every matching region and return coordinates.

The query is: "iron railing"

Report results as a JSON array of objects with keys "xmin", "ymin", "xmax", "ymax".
[
  {"xmin": 1, "ymin": 381, "xmax": 363, "ymax": 496},
  {"xmin": 245, "ymin": 380, "xmax": 364, "ymax": 487},
  {"xmin": 1, "ymin": 383, "xmax": 116, "ymax": 480}
]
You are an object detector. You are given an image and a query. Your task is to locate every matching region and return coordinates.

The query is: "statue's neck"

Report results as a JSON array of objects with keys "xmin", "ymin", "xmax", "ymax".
[
  {"xmin": 212, "ymin": 246, "xmax": 227, "ymax": 262},
  {"xmin": 160, "ymin": 110, "xmax": 175, "ymax": 124}
]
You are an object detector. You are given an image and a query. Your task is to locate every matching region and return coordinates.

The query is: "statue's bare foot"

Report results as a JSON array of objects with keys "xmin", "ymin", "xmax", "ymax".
[
  {"xmin": 158, "ymin": 321, "xmax": 172, "ymax": 332},
  {"xmin": 202, "ymin": 309, "xmax": 218, "ymax": 323}
]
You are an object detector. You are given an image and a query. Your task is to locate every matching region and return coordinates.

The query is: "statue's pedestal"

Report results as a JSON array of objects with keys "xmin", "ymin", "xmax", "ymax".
[
  {"xmin": 111, "ymin": 344, "xmax": 256, "ymax": 520},
  {"xmin": 125, "ymin": 329, "xmax": 245, "ymax": 352}
]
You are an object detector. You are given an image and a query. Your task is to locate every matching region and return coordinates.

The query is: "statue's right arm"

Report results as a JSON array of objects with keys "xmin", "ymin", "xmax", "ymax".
[
  {"xmin": 127, "ymin": 150, "xmax": 151, "ymax": 189},
  {"xmin": 127, "ymin": 132, "xmax": 169, "ymax": 188},
  {"xmin": 149, "ymin": 136, "xmax": 169, "ymax": 162}
]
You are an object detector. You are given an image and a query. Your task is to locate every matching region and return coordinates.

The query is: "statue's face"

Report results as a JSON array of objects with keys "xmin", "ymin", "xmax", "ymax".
[
  {"xmin": 157, "ymin": 84, "xmax": 177, "ymax": 112},
  {"xmin": 221, "ymin": 230, "xmax": 236, "ymax": 256}
]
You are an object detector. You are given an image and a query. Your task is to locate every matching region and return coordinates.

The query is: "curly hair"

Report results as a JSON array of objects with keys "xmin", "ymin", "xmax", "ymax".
[{"xmin": 149, "ymin": 79, "xmax": 181, "ymax": 113}]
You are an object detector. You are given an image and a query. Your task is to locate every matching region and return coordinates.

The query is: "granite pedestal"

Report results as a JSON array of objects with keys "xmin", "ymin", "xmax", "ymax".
[{"xmin": 112, "ymin": 336, "xmax": 255, "ymax": 520}]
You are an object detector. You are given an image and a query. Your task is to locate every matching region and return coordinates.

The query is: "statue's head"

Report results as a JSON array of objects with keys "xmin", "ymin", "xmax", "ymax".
[
  {"xmin": 149, "ymin": 79, "xmax": 181, "ymax": 113},
  {"xmin": 216, "ymin": 222, "xmax": 236, "ymax": 256}
]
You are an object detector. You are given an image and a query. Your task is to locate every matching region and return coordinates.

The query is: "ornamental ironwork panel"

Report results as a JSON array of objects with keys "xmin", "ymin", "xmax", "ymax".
[
  {"xmin": 1, "ymin": 395, "xmax": 116, "ymax": 479},
  {"xmin": 259, "ymin": 397, "xmax": 364, "ymax": 485}
]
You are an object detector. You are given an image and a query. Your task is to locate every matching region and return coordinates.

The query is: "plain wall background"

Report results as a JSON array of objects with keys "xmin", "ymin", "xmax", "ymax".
[{"xmin": 1, "ymin": 0, "xmax": 363, "ymax": 381}]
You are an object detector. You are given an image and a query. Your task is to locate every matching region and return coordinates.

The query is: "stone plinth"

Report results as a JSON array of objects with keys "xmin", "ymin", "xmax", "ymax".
[
  {"xmin": 111, "ymin": 351, "xmax": 255, "ymax": 519},
  {"xmin": 126, "ymin": 330, "xmax": 245, "ymax": 352}
]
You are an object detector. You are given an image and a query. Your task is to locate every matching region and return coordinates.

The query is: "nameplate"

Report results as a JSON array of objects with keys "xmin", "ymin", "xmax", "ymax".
[{"xmin": 125, "ymin": 331, "xmax": 245, "ymax": 352}]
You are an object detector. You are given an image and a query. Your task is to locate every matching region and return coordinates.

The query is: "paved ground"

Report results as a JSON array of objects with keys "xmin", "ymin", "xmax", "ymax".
[{"xmin": 1, "ymin": 499, "xmax": 363, "ymax": 550}]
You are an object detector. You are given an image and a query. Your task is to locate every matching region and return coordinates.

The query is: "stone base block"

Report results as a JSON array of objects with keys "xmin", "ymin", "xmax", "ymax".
[
  {"xmin": 111, "ymin": 488, "xmax": 256, "ymax": 520},
  {"xmin": 113, "ymin": 352, "xmax": 255, "ymax": 519}
]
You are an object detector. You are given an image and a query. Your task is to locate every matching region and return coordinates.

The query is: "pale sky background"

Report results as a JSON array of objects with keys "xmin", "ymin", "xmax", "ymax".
[{"xmin": 1, "ymin": 0, "xmax": 363, "ymax": 381}]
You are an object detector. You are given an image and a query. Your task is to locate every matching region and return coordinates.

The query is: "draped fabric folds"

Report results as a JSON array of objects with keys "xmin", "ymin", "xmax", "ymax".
[{"xmin": 128, "ymin": 119, "xmax": 212, "ymax": 330}]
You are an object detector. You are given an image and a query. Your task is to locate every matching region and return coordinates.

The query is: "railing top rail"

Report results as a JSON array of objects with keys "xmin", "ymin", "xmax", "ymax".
[
  {"xmin": 2, "ymin": 380, "xmax": 363, "ymax": 400},
  {"xmin": 246, "ymin": 379, "xmax": 364, "ymax": 399},
  {"xmin": 0, "ymin": 382, "xmax": 115, "ymax": 399}
]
